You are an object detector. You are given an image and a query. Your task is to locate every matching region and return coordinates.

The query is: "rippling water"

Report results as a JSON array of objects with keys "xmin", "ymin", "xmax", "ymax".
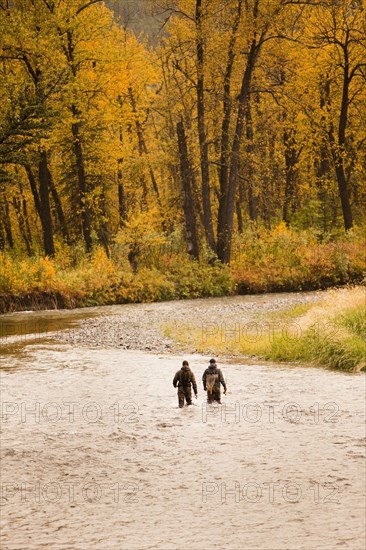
[{"xmin": 1, "ymin": 303, "xmax": 365, "ymax": 550}]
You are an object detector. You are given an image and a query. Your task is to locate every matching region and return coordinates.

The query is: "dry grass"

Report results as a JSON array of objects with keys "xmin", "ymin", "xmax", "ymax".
[{"xmin": 164, "ymin": 286, "xmax": 366, "ymax": 372}]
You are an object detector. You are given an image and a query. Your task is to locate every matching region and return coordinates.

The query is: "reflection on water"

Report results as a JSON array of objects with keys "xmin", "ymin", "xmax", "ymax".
[
  {"xmin": 0, "ymin": 299, "xmax": 365, "ymax": 549},
  {"xmin": 0, "ymin": 307, "xmax": 101, "ymax": 347}
]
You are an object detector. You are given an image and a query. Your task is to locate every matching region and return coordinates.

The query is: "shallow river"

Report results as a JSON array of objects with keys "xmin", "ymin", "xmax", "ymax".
[{"xmin": 0, "ymin": 297, "xmax": 365, "ymax": 550}]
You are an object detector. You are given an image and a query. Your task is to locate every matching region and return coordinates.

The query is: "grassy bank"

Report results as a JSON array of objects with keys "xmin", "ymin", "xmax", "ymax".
[
  {"xmin": 0, "ymin": 226, "xmax": 365, "ymax": 314},
  {"xmin": 163, "ymin": 286, "xmax": 366, "ymax": 373}
]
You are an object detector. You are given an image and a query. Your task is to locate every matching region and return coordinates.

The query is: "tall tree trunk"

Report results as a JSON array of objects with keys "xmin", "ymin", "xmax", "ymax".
[
  {"xmin": 128, "ymin": 87, "xmax": 161, "ymax": 202},
  {"xmin": 38, "ymin": 150, "xmax": 55, "ymax": 257},
  {"xmin": 316, "ymin": 79, "xmax": 332, "ymax": 232},
  {"xmin": 12, "ymin": 195, "xmax": 33, "ymax": 256},
  {"xmin": 283, "ymin": 127, "xmax": 299, "ymax": 224},
  {"xmin": 23, "ymin": 196, "xmax": 33, "ymax": 251},
  {"xmin": 217, "ymin": 37, "xmax": 259, "ymax": 263},
  {"xmin": 19, "ymin": 177, "xmax": 33, "ymax": 252},
  {"xmin": 333, "ymin": 157, "xmax": 353, "ymax": 230},
  {"xmin": 0, "ymin": 221, "xmax": 5, "ymax": 250},
  {"xmin": 66, "ymin": 30, "xmax": 92, "ymax": 252},
  {"xmin": 118, "ymin": 172, "xmax": 127, "ymax": 228},
  {"xmin": 47, "ymin": 166, "xmax": 70, "ymax": 245},
  {"xmin": 117, "ymin": 125, "xmax": 127, "ymax": 229},
  {"xmin": 20, "ymin": 52, "xmax": 55, "ymax": 253},
  {"xmin": 217, "ymin": 0, "xmax": 243, "ymax": 246},
  {"xmin": 245, "ymin": 97, "xmax": 257, "ymax": 222},
  {"xmin": 236, "ymin": 200, "xmax": 243, "ymax": 234},
  {"xmin": 262, "ymin": 172, "xmax": 272, "ymax": 230},
  {"xmin": 328, "ymin": 48, "xmax": 353, "ymax": 230},
  {"xmin": 0, "ymin": 194, "xmax": 13, "ymax": 248},
  {"xmin": 195, "ymin": 0, "xmax": 215, "ymax": 252},
  {"xmin": 24, "ymin": 163, "xmax": 41, "ymax": 218},
  {"xmin": 97, "ymin": 184, "xmax": 110, "ymax": 258},
  {"xmin": 176, "ymin": 118, "xmax": 199, "ymax": 260},
  {"xmin": 71, "ymin": 108, "xmax": 93, "ymax": 253},
  {"xmin": 118, "ymin": 178, "xmax": 127, "ymax": 228}
]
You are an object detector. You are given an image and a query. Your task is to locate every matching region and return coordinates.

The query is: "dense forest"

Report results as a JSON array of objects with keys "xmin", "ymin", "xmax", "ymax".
[{"xmin": 0, "ymin": 0, "xmax": 365, "ymax": 309}]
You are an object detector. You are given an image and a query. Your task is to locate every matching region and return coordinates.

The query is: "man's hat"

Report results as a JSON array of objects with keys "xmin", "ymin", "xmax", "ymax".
[{"xmin": 209, "ymin": 358, "xmax": 216, "ymax": 364}]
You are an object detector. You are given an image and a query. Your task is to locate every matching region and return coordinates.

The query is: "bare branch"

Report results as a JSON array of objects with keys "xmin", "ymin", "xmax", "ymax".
[
  {"xmin": 76, "ymin": 0, "xmax": 103, "ymax": 16},
  {"xmin": 41, "ymin": 0, "xmax": 54, "ymax": 13},
  {"xmin": 349, "ymin": 63, "xmax": 366, "ymax": 82},
  {"xmin": 152, "ymin": 3, "xmax": 195, "ymax": 22}
]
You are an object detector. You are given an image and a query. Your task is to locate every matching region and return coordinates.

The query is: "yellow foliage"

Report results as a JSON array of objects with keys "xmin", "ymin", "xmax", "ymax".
[
  {"xmin": 272, "ymin": 221, "xmax": 289, "ymax": 235},
  {"xmin": 40, "ymin": 257, "xmax": 56, "ymax": 283}
]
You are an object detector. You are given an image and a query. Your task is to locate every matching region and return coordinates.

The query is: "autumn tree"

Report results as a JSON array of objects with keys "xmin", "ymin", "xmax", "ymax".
[
  {"xmin": 1, "ymin": 0, "xmax": 365, "ymax": 265},
  {"xmin": 308, "ymin": 0, "xmax": 366, "ymax": 230}
]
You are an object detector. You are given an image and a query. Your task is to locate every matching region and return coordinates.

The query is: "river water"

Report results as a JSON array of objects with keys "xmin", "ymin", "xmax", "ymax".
[{"xmin": 0, "ymin": 296, "xmax": 365, "ymax": 550}]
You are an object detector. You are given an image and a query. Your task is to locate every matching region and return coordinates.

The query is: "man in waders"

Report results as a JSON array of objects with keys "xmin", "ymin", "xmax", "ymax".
[
  {"xmin": 202, "ymin": 358, "xmax": 227, "ymax": 404},
  {"xmin": 173, "ymin": 360, "xmax": 198, "ymax": 408}
]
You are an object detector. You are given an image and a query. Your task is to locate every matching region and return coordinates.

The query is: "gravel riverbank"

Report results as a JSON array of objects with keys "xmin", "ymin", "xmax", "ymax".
[{"xmin": 55, "ymin": 291, "xmax": 324, "ymax": 354}]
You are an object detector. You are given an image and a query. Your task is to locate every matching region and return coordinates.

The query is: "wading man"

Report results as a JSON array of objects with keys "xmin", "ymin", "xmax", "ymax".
[
  {"xmin": 202, "ymin": 358, "xmax": 227, "ymax": 404},
  {"xmin": 173, "ymin": 360, "xmax": 198, "ymax": 408}
]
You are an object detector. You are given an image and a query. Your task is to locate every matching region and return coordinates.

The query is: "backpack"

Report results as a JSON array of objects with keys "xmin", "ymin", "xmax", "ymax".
[
  {"xmin": 206, "ymin": 372, "xmax": 218, "ymax": 395},
  {"xmin": 180, "ymin": 369, "xmax": 190, "ymax": 388}
]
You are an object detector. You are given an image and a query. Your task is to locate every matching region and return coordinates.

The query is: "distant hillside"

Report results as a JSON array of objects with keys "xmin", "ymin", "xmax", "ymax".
[{"xmin": 106, "ymin": 0, "xmax": 167, "ymax": 41}]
